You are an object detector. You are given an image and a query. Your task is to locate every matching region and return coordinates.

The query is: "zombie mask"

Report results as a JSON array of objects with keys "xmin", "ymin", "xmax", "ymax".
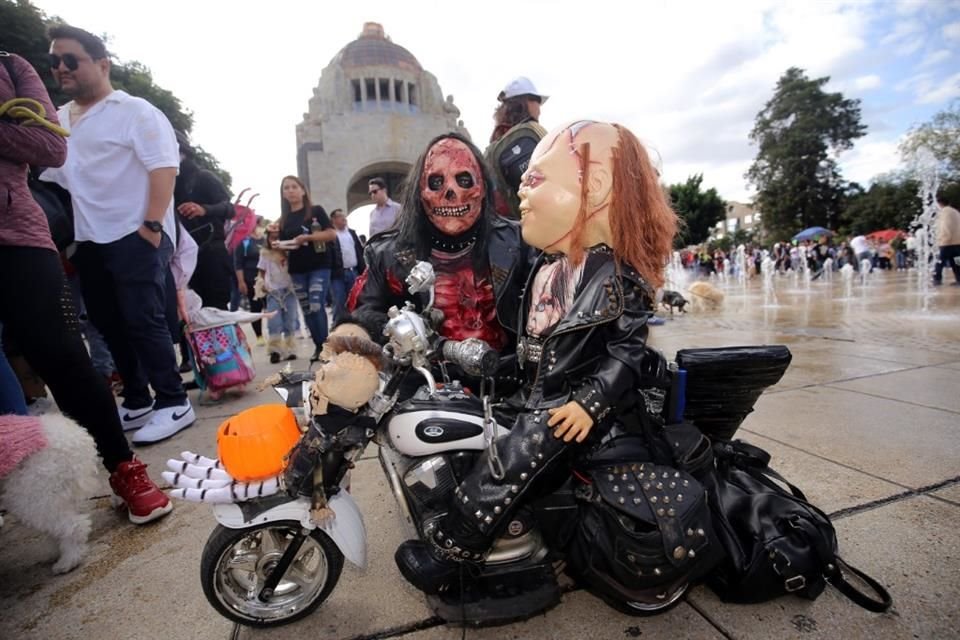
[{"xmin": 420, "ymin": 138, "xmax": 484, "ymax": 236}]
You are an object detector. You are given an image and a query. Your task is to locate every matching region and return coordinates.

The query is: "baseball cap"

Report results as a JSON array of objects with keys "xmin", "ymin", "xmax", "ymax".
[{"xmin": 498, "ymin": 76, "xmax": 549, "ymax": 103}]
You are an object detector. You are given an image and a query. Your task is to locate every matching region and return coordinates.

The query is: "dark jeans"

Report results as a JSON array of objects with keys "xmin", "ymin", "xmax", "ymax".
[
  {"xmin": 331, "ymin": 267, "xmax": 358, "ymax": 325},
  {"xmin": 0, "ymin": 245, "xmax": 133, "ymax": 470},
  {"xmin": 191, "ymin": 244, "xmax": 233, "ymax": 310},
  {"xmin": 243, "ymin": 276, "xmax": 264, "ymax": 337},
  {"xmin": 934, "ymin": 245, "xmax": 960, "ymax": 283},
  {"xmin": 72, "ymin": 231, "xmax": 186, "ymax": 410}
]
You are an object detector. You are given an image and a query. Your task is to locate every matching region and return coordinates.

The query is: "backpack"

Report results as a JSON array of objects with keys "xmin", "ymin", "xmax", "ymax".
[
  {"xmin": 187, "ymin": 323, "xmax": 255, "ymax": 393},
  {"xmin": 225, "ymin": 188, "xmax": 259, "ymax": 254}
]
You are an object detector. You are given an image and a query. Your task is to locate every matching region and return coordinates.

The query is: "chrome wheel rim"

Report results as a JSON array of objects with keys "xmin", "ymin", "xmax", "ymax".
[{"xmin": 214, "ymin": 526, "xmax": 329, "ymax": 622}]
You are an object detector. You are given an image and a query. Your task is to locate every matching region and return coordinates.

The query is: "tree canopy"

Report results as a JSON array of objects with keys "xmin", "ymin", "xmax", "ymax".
[
  {"xmin": 746, "ymin": 67, "xmax": 865, "ymax": 242},
  {"xmin": 669, "ymin": 174, "xmax": 727, "ymax": 248},
  {"xmin": 899, "ymin": 99, "xmax": 960, "ymax": 182},
  {"xmin": 839, "ymin": 178, "xmax": 921, "ymax": 236},
  {"xmin": 1, "ymin": 0, "xmax": 231, "ymax": 187}
]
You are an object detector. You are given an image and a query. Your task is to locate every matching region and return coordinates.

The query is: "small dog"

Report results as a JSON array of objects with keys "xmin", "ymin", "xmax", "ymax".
[
  {"xmin": 687, "ymin": 281, "xmax": 725, "ymax": 312},
  {"xmin": 0, "ymin": 413, "xmax": 101, "ymax": 574},
  {"xmin": 660, "ymin": 289, "xmax": 688, "ymax": 314}
]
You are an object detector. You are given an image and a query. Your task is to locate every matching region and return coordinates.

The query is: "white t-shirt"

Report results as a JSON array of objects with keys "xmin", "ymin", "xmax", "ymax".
[
  {"xmin": 336, "ymin": 228, "xmax": 358, "ymax": 269},
  {"xmin": 41, "ymin": 90, "xmax": 179, "ymax": 243},
  {"xmin": 850, "ymin": 235, "xmax": 870, "ymax": 255}
]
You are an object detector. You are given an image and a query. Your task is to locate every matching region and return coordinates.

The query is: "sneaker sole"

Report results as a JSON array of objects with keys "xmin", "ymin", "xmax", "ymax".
[
  {"xmin": 111, "ymin": 495, "xmax": 173, "ymax": 524},
  {"xmin": 131, "ymin": 418, "xmax": 196, "ymax": 445}
]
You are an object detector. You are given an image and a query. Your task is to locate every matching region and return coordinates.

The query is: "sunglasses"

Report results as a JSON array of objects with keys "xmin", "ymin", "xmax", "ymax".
[
  {"xmin": 368, "ymin": 187, "xmax": 381, "ymax": 196},
  {"xmin": 49, "ymin": 53, "xmax": 87, "ymax": 71}
]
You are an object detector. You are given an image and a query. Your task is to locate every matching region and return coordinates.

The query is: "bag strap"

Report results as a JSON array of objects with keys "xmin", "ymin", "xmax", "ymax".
[{"xmin": 825, "ymin": 556, "xmax": 892, "ymax": 612}]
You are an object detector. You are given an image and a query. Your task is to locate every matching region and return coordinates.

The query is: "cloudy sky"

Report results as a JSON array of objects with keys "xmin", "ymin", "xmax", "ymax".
[{"xmin": 35, "ymin": 0, "xmax": 960, "ymax": 234}]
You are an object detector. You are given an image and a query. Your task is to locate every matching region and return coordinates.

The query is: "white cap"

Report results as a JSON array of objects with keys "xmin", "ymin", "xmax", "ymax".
[{"xmin": 497, "ymin": 76, "xmax": 549, "ymax": 103}]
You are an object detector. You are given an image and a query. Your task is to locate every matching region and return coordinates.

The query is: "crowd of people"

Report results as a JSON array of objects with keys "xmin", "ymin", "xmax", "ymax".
[{"xmin": 0, "ymin": 20, "xmax": 551, "ymax": 531}]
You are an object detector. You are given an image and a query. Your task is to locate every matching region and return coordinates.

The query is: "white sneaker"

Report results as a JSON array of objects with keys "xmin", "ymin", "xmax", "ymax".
[
  {"xmin": 132, "ymin": 402, "xmax": 196, "ymax": 444},
  {"xmin": 118, "ymin": 405, "xmax": 154, "ymax": 432}
]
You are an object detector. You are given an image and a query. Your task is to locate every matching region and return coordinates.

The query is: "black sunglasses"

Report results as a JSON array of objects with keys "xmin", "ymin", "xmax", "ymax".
[
  {"xmin": 368, "ymin": 187, "xmax": 381, "ymax": 196},
  {"xmin": 48, "ymin": 53, "xmax": 91, "ymax": 71}
]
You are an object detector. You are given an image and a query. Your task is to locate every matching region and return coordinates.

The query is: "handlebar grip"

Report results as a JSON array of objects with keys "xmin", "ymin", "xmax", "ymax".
[{"xmin": 441, "ymin": 338, "xmax": 498, "ymax": 377}]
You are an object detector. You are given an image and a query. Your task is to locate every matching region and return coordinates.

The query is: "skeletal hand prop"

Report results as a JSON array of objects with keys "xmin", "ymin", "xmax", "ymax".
[
  {"xmin": 548, "ymin": 402, "xmax": 595, "ymax": 443},
  {"xmin": 163, "ymin": 451, "xmax": 281, "ymax": 503}
]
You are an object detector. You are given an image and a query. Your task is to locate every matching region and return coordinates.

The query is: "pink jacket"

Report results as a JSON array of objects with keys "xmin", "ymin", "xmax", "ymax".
[{"xmin": 0, "ymin": 53, "xmax": 67, "ymax": 252}]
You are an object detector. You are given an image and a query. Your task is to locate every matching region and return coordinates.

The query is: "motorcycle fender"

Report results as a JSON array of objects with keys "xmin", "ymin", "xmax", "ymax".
[{"xmin": 212, "ymin": 492, "xmax": 367, "ymax": 570}]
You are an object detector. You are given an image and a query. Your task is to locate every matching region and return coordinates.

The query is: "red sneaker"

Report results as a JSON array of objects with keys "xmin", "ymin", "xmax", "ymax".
[{"xmin": 109, "ymin": 457, "xmax": 173, "ymax": 524}]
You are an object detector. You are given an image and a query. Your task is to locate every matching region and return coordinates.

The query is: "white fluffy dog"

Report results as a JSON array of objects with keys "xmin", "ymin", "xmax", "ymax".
[{"xmin": 0, "ymin": 413, "xmax": 101, "ymax": 574}]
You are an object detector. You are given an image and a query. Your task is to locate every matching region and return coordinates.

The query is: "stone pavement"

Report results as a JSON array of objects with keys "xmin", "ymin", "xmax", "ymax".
[{"xmin": 1, "ymin": 270, "xmax": 958, "ymax": 640}]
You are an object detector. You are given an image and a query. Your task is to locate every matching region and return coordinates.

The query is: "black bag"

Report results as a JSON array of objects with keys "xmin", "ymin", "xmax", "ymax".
[
  {"xmin": 567, "ymin": 461, "xmax": 722, "ymax": 613},
  {"xmin": 704, "ymin": 440, "xmax": 891, "ymax": 612},
  {"xmin": 0, "ymin": 53, "xmax": 74, "ymax": 251}
]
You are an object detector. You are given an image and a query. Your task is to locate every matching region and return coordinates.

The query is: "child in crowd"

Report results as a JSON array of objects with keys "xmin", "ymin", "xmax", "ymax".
[{"xmin": 259, "ymin": 225, "xmax": 300, "ymax": 364}]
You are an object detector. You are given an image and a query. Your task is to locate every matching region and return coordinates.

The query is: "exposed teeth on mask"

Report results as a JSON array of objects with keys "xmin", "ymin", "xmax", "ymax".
[{"xmin": 433, "ymin": 205, "xmax": 470, "ymax": 217}]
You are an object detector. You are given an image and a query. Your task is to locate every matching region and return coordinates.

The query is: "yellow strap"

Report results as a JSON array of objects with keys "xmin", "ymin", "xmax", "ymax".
[{"xmin": 0, "ymin": 97, "xmax": 70, "ymax": 137}]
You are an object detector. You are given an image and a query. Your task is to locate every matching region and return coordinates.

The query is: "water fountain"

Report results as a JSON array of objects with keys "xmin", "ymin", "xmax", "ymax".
[
  {"xmin": 911, "ymin": 148, "xmax": 940, "ymax": 308},
  {"xmin": 822, "ymin": 257, "xmax": 834, "ymax": 281},
  {"xmin": 761, "ymin": 256, "xmax": 778, "ymax": 307},
  {"xmin": 841, "ymin": 263, "xmax": 855, "ymax": 299},
  {"xmin": 735, "ymin": 245, "xmax": 748, "ymax": 289},
  {"xmin": 665, "ymin": 251, "xmax": 689, "ymax": 293}
]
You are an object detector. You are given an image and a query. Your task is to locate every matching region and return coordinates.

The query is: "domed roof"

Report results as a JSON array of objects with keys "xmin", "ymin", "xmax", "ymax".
[{"xmin": 332, "ymin": 22, "xmax": 422, "ymax": 73}]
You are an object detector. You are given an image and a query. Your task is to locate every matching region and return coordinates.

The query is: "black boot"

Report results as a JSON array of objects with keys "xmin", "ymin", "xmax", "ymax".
[{"xmin": 395, "ymin": 514, "xmax": 488, "ymax": 595}]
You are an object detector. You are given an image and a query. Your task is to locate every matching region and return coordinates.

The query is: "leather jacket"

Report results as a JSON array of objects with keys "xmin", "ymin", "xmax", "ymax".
[
  {"xmin": 514, "ymin": 247, "xmax": 656, "ymax": 423},
  {"xmin": 347, "ymin": 215, "xmax": 533, "ymax": 348}
]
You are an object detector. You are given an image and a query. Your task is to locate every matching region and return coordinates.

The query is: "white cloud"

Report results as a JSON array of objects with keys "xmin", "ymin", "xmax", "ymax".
[
  {"xmin": 836, "ymin": 136, "xmax": 904, "ymax": 187},
  {"xmin": 854, "ymin": 75, "xmax": 882, "ymax": 90},
  {"xmin": 943, "ymin": 20, "xmax": 960, "ymax": 38},
  {"xmin": 915, "ymin": 72, "xmax": 960, "ymax": 105},
  {"xmin": 920, "ymin": 50, "xmax": 952, "ymax": 67}
]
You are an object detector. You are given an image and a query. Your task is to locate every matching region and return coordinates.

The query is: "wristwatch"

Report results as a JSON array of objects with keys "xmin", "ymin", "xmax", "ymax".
[{"xmin": 143, "ymin": 220, "xmax": 163, "ymax": 233}]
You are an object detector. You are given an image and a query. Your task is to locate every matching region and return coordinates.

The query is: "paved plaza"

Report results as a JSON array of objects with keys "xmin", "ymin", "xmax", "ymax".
[{"xmin": 1, "ymin": 270, "xmax": 958, "ymax": 640}]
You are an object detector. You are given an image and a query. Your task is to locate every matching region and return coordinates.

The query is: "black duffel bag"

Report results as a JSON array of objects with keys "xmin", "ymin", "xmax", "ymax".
[{"xmin": 704, "ymin": 440, "xmax": 891, "ymax": 612}]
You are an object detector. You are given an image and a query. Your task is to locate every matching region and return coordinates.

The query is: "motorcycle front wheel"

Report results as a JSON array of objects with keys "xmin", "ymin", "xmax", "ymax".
[{"xmin": 201, "ymin": 521, "xmax": 344, "ymax": 628}]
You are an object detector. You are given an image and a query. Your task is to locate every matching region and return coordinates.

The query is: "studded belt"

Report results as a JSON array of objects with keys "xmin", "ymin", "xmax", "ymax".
[{"xmin": 517, "ymin": 336, "xmax": 543, "ymax": 366}]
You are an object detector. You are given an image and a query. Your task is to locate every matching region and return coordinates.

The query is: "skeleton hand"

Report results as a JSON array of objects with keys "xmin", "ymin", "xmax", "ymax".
[
  {"xmin": 163, "ymin": 451, "xmax": 281, "ymax": 503},
  {"xmin": 548, "ymin": 402, "xmax": 595, "ymax": 443}
]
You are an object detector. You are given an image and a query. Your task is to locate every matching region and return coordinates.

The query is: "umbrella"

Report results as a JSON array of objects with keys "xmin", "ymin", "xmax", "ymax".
[
  {"xmin": 792, "ymin": 226, "xmax": 834, "ymax": 241},
  {"xmin": 866, "ymin": 229, "xmax": 904, "ymax": 243}
]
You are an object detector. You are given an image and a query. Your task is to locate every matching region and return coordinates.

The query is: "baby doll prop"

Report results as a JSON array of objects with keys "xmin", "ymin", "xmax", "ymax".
[
  {"xmin": 165, "ymin": 335, "xmax": 383, "ymax": 524},
  {"xmin": 395, "ymin": 120, "xmax": 678, "ymax": 594}
]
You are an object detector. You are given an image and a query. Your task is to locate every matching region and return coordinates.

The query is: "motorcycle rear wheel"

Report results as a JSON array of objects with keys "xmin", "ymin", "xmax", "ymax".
[{"xmin": 201, "ymin": 521, "xmax": 344, "ymax": 628}]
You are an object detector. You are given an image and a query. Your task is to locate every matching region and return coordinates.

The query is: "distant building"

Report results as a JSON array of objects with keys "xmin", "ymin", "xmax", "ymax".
[
  {"xmin": 712, "ymin": 201, "xmax": 761, "ymax": 239},
  {"xmin": 296, "ymin": 22, "xmax": 469, "ymax": 214}
]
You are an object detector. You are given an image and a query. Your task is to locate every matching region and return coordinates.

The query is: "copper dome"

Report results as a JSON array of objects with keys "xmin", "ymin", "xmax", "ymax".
[{"xmin": 332, "ymin": 22, "xmax": 422, "ymax": 73}]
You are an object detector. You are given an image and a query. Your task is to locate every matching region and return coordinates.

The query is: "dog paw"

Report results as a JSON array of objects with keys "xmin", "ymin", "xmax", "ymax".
[{"xmin": 52, "ymin": 556, "xmax": 83, "ymax": 574}]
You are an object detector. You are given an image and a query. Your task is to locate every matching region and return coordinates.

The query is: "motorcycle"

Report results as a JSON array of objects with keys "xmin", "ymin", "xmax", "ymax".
[{"xmin": 169, "ymin": 261, "xmax": 788, "ymax": 628}]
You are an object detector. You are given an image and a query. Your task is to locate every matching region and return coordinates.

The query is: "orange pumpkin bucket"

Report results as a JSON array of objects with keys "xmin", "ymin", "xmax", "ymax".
[{"xmin": 217, "ymin": 405, "xmax": 301, "ymax": 481}]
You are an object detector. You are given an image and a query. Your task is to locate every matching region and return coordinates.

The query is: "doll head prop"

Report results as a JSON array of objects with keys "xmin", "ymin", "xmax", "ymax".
[
  {"xmin": 217, "ymin": 405, "xmax": 301, "ymax": 481},
  {"xmin": 309, "ymin": 335, "xmax": 384, "ymax": 416},
  {"xmin": 419, "ymin": 137, "xmax": 485, "ymax": 236},
  {"xmin": 518, "ymin": 120, "xmax": 677, "ymax": 289}
]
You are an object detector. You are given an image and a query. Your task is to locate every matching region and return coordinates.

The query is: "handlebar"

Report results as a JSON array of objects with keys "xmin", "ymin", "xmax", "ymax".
[{"xmin": 440, "ymin": 338, "xmax": 498, "ymax": 378}]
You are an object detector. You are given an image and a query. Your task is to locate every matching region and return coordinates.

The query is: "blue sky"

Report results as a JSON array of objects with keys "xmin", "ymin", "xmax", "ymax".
[{"xmin": 32, "ymin": 0, "xmax": 960, "ymax": 232}]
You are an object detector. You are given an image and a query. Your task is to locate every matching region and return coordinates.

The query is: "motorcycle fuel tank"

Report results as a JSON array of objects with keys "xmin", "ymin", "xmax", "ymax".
[{"xmin": 385, "ymin": 385, "xmax": 510, "ymax": 457}]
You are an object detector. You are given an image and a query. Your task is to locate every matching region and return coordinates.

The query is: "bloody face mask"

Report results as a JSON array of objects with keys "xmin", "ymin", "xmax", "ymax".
[{"xmin": 420, "ymin": 138, "xmax": 485, "ymax": 236}]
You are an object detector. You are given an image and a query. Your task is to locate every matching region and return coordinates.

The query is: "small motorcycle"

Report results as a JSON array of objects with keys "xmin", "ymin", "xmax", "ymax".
[{"xmin": 172, "ymin": 262, "xmax": 785, "ymax": 628}]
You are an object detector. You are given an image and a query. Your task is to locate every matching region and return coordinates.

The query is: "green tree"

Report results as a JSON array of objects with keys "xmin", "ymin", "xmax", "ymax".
[
  {"xmin": 669, "ymin": 174, "xmax": 727, "ymax": 248},
  {"xmin": 746, "ymin": 67, "xmax": 866, "ymax": 241},
  {"xmin": 899, "ymin": 100, "xmax": 960, "ymax": 180},
  {"xmin": 839, "ymin": 179, "xmax": 921, "ymax": 235},
  {"xmin": 0, "ymin": 0, "xmax": 230, "ymax": 187}
]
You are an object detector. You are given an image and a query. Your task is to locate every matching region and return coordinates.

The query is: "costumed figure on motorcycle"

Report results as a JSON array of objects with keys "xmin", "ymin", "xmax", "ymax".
[
  {"xmin": 394, "ymin": 120, "xmax": 679, "ymax": 594},
  {"xmin": 343, "ymin": 132, "xmax": 532, "ymax": 390}
]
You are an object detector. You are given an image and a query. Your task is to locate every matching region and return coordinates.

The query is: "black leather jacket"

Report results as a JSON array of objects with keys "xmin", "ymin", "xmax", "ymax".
[
  {"xmin": 515, "ymin": 248, "xmax": 655, "ymax": 423},
  {"xmin": 347, "ymin": 215, "xmax": 533, "ymax": 348}
]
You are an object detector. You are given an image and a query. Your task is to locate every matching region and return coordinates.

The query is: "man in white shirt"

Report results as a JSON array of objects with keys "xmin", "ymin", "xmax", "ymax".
[
  {"xmin": 367, "ymin": 177, "xmax": 401, "ymax": 237},
  {"xmin": 329, "ymin": 209, "xmax": 366, "ymax": 324},
  {"xmin": 43, "ymin": 25, "xmax": 195, "ymax": 448}
]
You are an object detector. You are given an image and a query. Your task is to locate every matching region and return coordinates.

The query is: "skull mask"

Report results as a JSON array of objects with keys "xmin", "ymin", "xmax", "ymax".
[{"xmin": 420, "ymin": 138, "xmax": 485, "ymax": 236}]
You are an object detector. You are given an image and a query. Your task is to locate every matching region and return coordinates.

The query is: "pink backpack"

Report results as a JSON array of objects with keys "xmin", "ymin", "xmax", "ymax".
[{"xmin": 225, "ymin": 188, "xmax": 259, "ymax": 253}]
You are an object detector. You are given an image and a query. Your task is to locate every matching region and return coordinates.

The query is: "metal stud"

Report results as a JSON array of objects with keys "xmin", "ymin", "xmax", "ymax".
[
  {"xmin": 687, "ymin": 528, "xmax": 694, "ymax": 536},
  {"xmin": 504, "ymin": 497, "xmax": 512, "ymax": 505},
  {"xmin": 613, "ymin": 485, "xmax": 620, "ymax": 493},
  {"xmin": 696, "ymin": 528, "xmax": 705, "ymax": 537},
  {"xmin": 520, "ymin": 473, "xmax": 528, "ymax": 481},
  {"xmin": 633, "ymin": 497, "xmax": 642, "ymax": 505},
  {"xmin": 656, "ymin": 482, "xmax": 663, "ymax": 490},
  {"xmin": 649, "ymin": 472, "xmax": 657, "ymax": 480},
  {"xmin": 627, "ymin": 553, "xmax": 636, "ymax": 562},
  {"xmin": 607, "ymin": 474, "xmax": 614, "ymax": 481},
  {"xmin": 475, "ymin": 510, "xmax": 483, "ymax": 519},
  {"xmin": 444, "ymin": 539, "xmax": 453, "ymax": 548},
  {"xmin": 484, "ymin": 516, "xmax": 493, "ymax": 524},
  {"xmin": 676, "ymin": 494, "xmax": 683, "ymax": 502},
  {"xmin": 530, "ymin": 461, "xmax": 538, "ymax": 469},
  {"xmin": 537, "ymin": 452, "xmax": 544, "ymax": 459},
  {"xmin": 511, "ymin": 485, "xmax": 519, "ymax": 494},
  {"xmin": 663, "ymin": 496, "xmax": 670, "ymax": 504},
  {"xmin": 621, "ymin": 473, "xmax": 628, "ymax": 481},
  {"xmin": 669, "ymin": 481, "xmax": 676, "ymax": 489},
  {"xmin": 689, "ymin": 549, "xmax": 696, "ymax": 558},
  {"xmin": 654, "ymin": 568, "xmax": 662, "ymax": 576},
  {"xmin": 618, "ymin": 497, "xmax": 625, "ymax": 505},
  {"xmin": 643, "ymin": 482, "xmax": 651, "ymax": 490},
  {"xmin": 674, "ymin": 472, "xmax": 681, "ymax": 478},
  {"xmin": 494, "ymin": 506, "xmax": 502, "ymax": 514},
  {"xmin": 462, "ymin": 496, "xmax": 469, "ymax": 504},
  {"xmin": 650, "ymin": 496, "xmax": 658, "ymax": 503},
  {"xmin": 662, "ymin": 472, "xmax": 669, "ymax": 479},
  {"xmin": 673, "ymin": 546, "xmax": 686, "ymax": 560},
  {"xmin": 627, "ymin": 484, "xmax": 636, "ymax": 492},
  {"xmin": 657, "ymin": 508, "xmax": 665, "ymax": 516},
  {"xmin": 668, "ymin": 508, "xmax": 676, "ymax": 517},
  {"xmin": 683, "ymin": 480, "xmax": 689, "ymax": 487}
]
